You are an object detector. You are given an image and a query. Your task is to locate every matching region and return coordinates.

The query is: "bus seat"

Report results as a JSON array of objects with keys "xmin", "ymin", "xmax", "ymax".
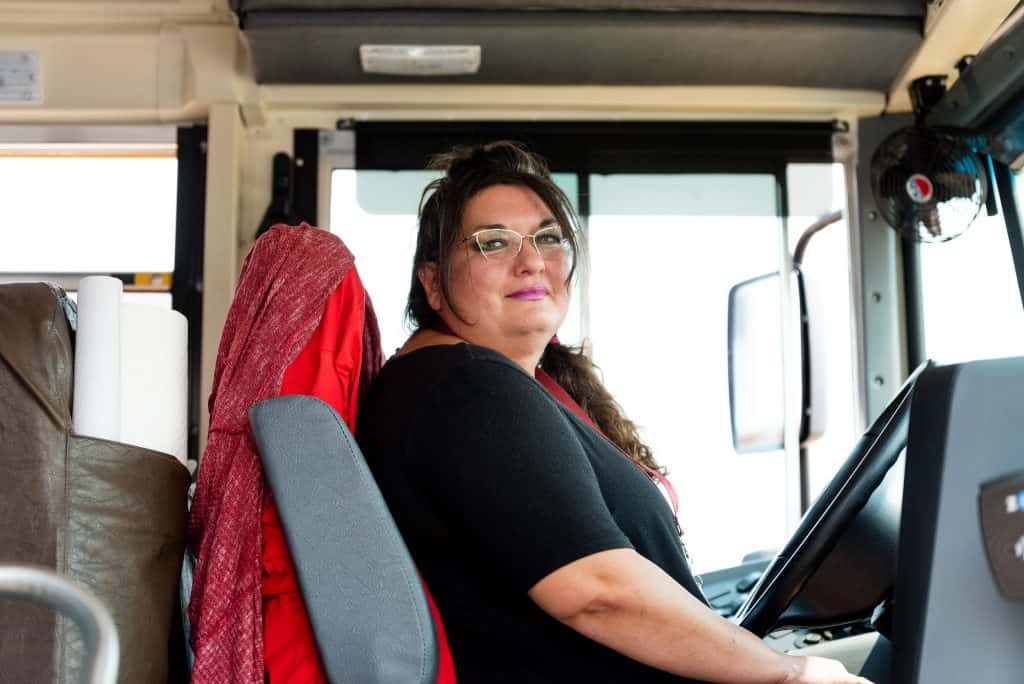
[
  {"xmin": 892, "ymin": 358, "xmax": 1024, "ymax": 684},
  {"xmin": 250, "ymin": 394, "xmax": 439, "ymax": 684}
]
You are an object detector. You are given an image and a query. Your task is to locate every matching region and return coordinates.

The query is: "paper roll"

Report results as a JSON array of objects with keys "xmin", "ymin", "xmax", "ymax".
[
  {"xmin": 72, "ymin": 276, "xmax": 122, "ymax": 441},
  {"xmin": 119, "ymin": 303, "xmax": 189, "ymax": 465}
]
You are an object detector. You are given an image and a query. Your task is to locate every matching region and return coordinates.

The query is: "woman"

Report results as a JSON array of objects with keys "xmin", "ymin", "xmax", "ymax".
[{"xmin": 356, "ymin": 141, "xmax": 871, "ymax": 684}]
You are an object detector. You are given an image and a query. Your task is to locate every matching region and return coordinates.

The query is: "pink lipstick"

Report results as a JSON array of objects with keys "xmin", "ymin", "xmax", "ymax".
[{"xmin": 508, "ymin": 286, "xmax": 548, "ymax": 301}]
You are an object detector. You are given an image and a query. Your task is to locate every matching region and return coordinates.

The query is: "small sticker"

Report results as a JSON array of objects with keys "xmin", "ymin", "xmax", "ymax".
[
  {"xmin": 1008, "ymin": 494, "xmax": 1020, "ymax": 514},
  {"xmin": 906, "ymin": 173, "xmax": 934, "ymax": 203},
  {"xmin": 0, "ymin": 51, "xmax": 41, "ymax": 104}
]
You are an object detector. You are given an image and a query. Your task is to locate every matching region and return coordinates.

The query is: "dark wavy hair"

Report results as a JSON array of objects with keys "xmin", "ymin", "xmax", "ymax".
[{"xmin": 406, "ymin": 141, "xmax": 665, "ymax": 474}]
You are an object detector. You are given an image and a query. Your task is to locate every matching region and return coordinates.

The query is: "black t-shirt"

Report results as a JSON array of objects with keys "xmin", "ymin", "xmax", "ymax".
[{"xmin": 357, "ymin": 343, "xmax": 708, "ymax": 683}]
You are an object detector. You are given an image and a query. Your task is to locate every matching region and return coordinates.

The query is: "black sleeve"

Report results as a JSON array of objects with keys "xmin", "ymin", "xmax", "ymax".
[{"xmin": 407, "ymin": 355, "xmax": 633, "ymax": 593}]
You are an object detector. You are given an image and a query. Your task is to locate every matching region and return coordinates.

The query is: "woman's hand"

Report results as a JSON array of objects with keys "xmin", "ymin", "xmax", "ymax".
[{"xmin": 781, "ymin": 655, "xmax": 874, "ymax": 684}]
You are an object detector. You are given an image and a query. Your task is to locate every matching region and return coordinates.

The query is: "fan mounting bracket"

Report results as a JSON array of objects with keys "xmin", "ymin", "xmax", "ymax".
[{"xmin": 909, "ymin": 75, "xmax": 948, "ymax": 122}]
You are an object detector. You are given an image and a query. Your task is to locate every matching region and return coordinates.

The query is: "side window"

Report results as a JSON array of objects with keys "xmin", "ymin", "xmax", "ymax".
[
  {"xmin": 919, "ymin": 174, "xmax": 1024, "ymax": 363},
  {"xmin": 585, "ymin": 173, "xmax": 787, "ymax": 573},
  {"xmin": 0, "ymin": 142, "xmax": 178, "ymax": 309},
  {"xmin": 329, "ymin": 169, "xmax": 438, "ymax": 357},
  {"xmin": 331, "ymin": 158, "xmax": 854, "ymax": 574}
]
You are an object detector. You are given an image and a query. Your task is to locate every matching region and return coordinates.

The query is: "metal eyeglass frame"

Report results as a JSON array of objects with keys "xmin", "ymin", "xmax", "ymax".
[{"xmin": 459, "ymin": 226, "xmax": 569, "ymax": 261}]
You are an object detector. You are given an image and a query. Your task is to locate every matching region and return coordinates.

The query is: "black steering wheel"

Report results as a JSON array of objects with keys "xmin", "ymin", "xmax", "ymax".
[{"xmin": 732, "ymin": 360, "xmax": 931, "ymax": 637}]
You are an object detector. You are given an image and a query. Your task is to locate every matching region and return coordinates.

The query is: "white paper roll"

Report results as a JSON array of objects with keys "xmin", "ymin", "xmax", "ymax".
[
  {"xmin": 72, "ymin": 276, "xmax": 123, "ymax": 441},
  {"xmin": 119, "ymin": 303, "xmax": 189, "ymax": 465}
]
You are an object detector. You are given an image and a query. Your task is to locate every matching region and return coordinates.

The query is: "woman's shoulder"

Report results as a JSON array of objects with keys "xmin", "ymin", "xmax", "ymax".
[{"xmin": 387, "ymin": 341, "xmax": 523, "ymax": 376}]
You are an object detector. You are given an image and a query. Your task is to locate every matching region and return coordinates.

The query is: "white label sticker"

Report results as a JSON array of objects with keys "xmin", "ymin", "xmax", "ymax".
[{"xmin": 0, "ymin": 51, "xmax": 42, "ymax": 104}]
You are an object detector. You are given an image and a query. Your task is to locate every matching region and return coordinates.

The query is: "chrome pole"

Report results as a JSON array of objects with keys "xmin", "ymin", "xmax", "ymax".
[{"xmin": 0, "ymin": 565, "xmax": 119, "ymax": 684}]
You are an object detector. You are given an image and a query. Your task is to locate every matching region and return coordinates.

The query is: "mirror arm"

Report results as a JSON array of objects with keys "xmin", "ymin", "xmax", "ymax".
[{"xmin": 793, "ymin": 209, "xmax": 844, "ymax": 267}]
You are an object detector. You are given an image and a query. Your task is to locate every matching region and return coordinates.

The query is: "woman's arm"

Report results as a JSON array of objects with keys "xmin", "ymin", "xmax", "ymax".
[{"xmin": 529, "ymin": 548, "xmax": 871, "ymax": 684}]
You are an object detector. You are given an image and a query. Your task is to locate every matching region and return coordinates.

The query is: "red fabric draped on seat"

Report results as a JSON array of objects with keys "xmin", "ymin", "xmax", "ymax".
[
  {"xmin": 187, "ymin": 223, "xmax": 455, "ymax": 683},
  {"xmin": 188, "ymin": 224, "xmax": 358, "ymax": 683}
]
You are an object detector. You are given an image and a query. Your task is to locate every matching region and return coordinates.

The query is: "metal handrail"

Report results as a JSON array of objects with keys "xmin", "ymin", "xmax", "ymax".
[
  {"xmin": 0, "ymin": 565, "xmax": 119, "ymax": 684},
  {"xmin": 793, "ymin": 209, "xmax": 844, "ymax": 267}
]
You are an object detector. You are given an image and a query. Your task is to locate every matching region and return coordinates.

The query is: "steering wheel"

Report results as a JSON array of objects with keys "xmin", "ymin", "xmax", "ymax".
[{"xmin": 732, "ymin": 360, "xmax": 931, "ymax": 637}]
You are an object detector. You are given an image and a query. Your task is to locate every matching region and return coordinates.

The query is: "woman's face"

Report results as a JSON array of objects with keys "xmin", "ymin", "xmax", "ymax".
[{"xmin": 420, "ymin": 183, "xmax": 571, "ymax": 360}]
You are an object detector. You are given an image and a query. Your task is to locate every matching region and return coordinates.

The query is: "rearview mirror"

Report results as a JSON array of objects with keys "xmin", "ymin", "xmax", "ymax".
[{"xmin": 727, "ymin": 270, "xmax": 813, "ymax": 453}]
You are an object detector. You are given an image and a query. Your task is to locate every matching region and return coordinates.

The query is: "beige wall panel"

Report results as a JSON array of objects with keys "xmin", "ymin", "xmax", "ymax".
[
  {"xmin": 199, "ymin": 102, "xmax": 244, "ymax": 456},
  {"xmin": 0, "ymin": 2, "xmax": 230, "ymax": 17},
  {"xmin": 259, "ymin": 85, "xmax": 886, "ymax": 124},
  {"xmin": 0, "ymin": 19, "xmax": 242, "ymax": 123},
  {"xmin": 889, "ymin": 0, "xmax": 1018, "ymax": 111},
  {"xmin": 0, "ymin": 29, "xmax": 161, "ymax": 112}
]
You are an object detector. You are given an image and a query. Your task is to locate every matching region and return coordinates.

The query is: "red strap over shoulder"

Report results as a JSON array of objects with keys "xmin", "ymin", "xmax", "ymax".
[{"xmin": 535, "ymin": 368, "xmax": 681, "ymax": 528}]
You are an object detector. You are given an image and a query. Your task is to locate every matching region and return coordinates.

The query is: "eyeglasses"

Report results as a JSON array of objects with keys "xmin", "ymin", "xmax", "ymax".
[{"xmin": 460, "ymin": 225, "xmax": 570, "ymax": 261}]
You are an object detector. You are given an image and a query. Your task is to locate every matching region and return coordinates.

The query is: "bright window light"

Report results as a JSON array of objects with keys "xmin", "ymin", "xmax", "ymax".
[{"xmin": 0, "ymin": 153, "xmax": 177, "ymax": 274}]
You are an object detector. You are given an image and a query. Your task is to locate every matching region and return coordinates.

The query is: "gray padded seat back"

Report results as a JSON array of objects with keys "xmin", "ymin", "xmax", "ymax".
[
  {"xmin": 249, "ymin": 395, "xmax": 438, "ymax": 684},
  {"xmin": 893, "ymin": 358, "xmax": 1024, "ymax": 684}
]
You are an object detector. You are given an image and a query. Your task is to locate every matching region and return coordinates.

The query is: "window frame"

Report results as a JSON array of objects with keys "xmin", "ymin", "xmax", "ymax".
[{"xmin": 0, "ymin": 123, "xmax": 205, "ymax": 462}]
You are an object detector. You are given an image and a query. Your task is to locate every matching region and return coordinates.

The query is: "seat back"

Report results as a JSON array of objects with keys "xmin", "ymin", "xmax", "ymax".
[
  {"xmin": 249, "ymin": 394, "xmax": 439, "ymax": 684},
  {"xmin": 893, "ymin": 358, "xmax": 1024, "ymax": 684}
]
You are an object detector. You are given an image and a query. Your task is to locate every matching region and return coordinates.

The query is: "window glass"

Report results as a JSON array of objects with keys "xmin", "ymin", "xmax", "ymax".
[
  {"xmin": 587, "ymin": 173, "xmax": 786, "ymax": 573},
  {"xmin": 919, "ymin": 176, "xmax": 1024, "ymax": 364},
  {"xmin": 332, "ymin": 166, "xmax": 824, "ymax": 574},
  {"xmin": 0, "ymin": 154, "xmax": 177, "ymax": 273},
  {"xmin": 331, "ymin": 170, "xmax": 437, "ymax": 357}
]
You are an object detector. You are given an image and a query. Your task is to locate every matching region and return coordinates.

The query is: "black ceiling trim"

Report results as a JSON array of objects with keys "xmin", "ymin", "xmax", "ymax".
[
  {"xmin": 353, "ymin": 121, "xmax": 835, "ymax": 173},
  {"xmin": 234, "ymin": 1, "xmax": 924, "ymax": 20}
]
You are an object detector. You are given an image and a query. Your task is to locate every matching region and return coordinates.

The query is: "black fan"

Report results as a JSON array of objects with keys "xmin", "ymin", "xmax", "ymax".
[{"xmin": 870, "ymin": 127, "xmax": 988, "ymax": 243}]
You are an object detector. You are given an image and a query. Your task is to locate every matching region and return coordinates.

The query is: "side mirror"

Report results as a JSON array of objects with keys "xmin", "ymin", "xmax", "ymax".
[{"xmin": 727, "ymin": 269, "xmax": 822, "ymax": 453}]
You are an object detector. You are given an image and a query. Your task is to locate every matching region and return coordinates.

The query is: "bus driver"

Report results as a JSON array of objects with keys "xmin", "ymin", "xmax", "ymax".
[{"xmin": 357, "ymin": 141, "xmax": 872, "ymax": 684}]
